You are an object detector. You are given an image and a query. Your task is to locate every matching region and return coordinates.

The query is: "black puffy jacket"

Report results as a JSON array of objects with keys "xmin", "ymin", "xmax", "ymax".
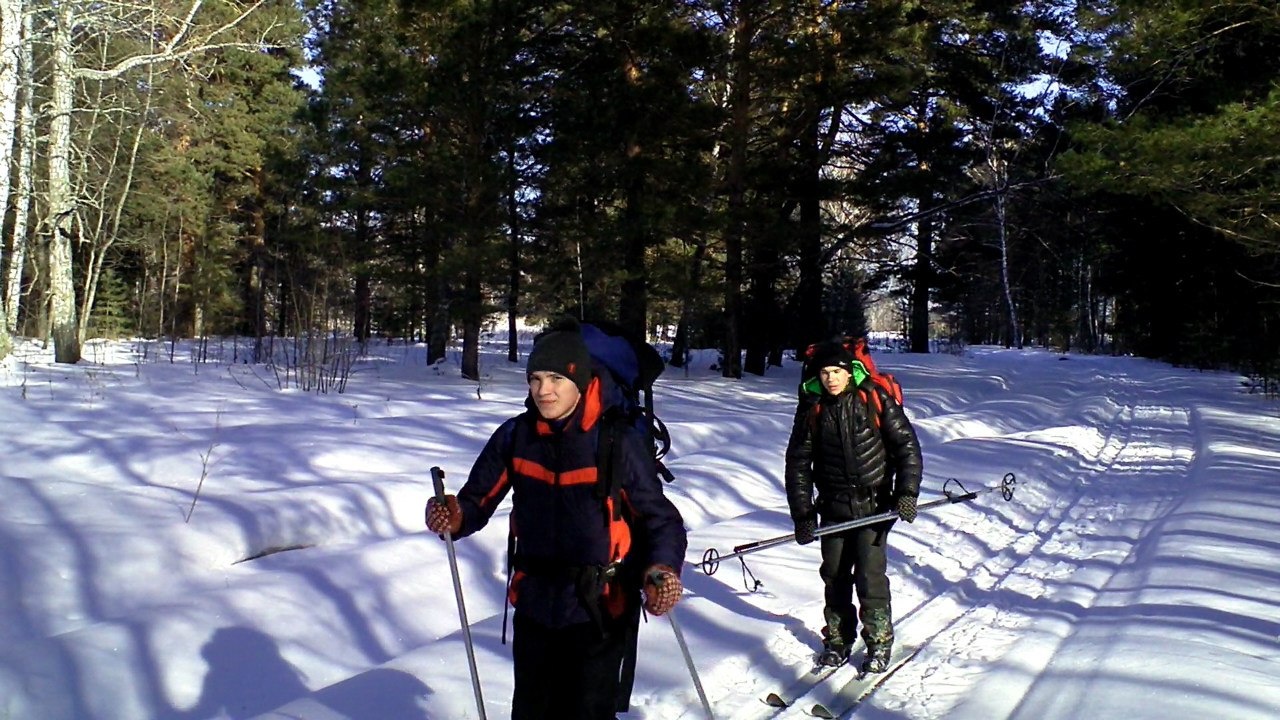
[{"xmin": 785, "ymin": 381, "xmax": 922, "ymax": 524}]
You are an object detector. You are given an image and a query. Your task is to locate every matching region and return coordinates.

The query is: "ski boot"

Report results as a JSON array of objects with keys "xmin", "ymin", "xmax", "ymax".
[
  {"xmin": 858, "ymin": 605, "xmax": 894, "ymax": 674},
  {"xmin": 818, "ymin": 617, "xmax": 852, "ymax": 667},
  {"xmin": 860, "ymin": 645, "xmax": 891, "ymax": 674},
  {"xmin": 819, "ymin": 639, "xmax": 851, "ymax": 667}
]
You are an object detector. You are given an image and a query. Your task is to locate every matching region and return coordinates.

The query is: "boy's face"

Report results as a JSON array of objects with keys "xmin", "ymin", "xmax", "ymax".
[
  {"xmin": 528, "ymin": 371, "xmax": 582, "ymax": 420},
  {"xmin": 819, "ymin": 366, "xmax": 851, "ymax": 396}
]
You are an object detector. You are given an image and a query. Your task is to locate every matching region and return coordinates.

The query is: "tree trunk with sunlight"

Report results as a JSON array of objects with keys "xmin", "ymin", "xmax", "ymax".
[
  {"xmin": 4, "ymin": 3, "xmax": 33, "ymax": 338},
  {"xmin": 909, "ymin": 201, "xmax": 934, "ymax": 354},
  {"xmin": 39, "ymin": 0, "xmax": 289, "ymax": 364},
  {"xmin": 0, "ymin": 0, "xmax": 22, "ymax": 357},
  {"xmin": 48, "ymin": 4, "xmax": 80, "ymax": 362}
]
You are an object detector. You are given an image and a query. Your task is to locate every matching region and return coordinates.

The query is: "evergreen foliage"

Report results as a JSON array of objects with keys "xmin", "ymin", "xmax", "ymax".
[
  {"xmin": 0, "ymin": 0, "xmax": 1273, "ymax": 387},
  {"xmin": 1058, "ymin": 0, "xmax": 1280, "ymax": 375}
]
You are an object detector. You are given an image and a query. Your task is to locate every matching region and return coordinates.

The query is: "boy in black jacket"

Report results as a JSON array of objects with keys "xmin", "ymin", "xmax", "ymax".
[{"xmin": 784, "ymin": 339, "xmax": 923, "ymax": 672}]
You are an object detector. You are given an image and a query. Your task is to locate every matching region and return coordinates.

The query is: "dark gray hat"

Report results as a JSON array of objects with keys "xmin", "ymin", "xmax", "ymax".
[{"xmin": 527, "ymin": 321, "xmax": 593, "ymax": 393}]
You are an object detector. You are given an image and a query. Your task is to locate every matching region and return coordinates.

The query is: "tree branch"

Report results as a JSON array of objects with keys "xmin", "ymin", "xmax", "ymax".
[
  {"xmin": 72, "ymin": 0, "xmax": 281, "ymax": 81},
  {"xmin": 820, "ymin": 178, "xmax": 1054, "ymax": 266}
]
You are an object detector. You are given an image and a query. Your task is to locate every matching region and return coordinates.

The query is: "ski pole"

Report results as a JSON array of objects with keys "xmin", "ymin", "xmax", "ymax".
[
  {"xmin": 700, "ymin": 473, "xmax": 1017, "ymax": 576},
  {"xmin": 649, "ymin": 570, "xmax": 714, "ymax": 720},
  {"xmin": 432, "ymin": 466, "xmax": 487, "ymax": 720}
]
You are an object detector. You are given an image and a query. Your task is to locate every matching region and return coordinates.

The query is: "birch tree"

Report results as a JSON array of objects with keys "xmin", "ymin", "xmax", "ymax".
[
  {"xmin": 0, "ymin": 0, "xmax": 23, "ymax": 358},
  {"xmin": 37, "ymin": 0, "xmax": 291, "ymax": 363},
  {"xmin": 3, "ymin": 2, "xmax": 33, "ymax": 340}
]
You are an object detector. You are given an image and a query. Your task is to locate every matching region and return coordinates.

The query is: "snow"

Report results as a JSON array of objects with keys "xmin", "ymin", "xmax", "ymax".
[{"xmin": 3, "ymin": 337, "xmax": 1279, "ymax": 720}]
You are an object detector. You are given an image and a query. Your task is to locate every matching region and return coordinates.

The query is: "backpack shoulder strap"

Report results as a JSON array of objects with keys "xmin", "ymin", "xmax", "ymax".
[
  {"xmin": 858, "ymin": 379, "xmax": 890, "ymax": 431},
  {"xmin": 595, "ymin": 410, "xmax": 626, "ymax": 514}
]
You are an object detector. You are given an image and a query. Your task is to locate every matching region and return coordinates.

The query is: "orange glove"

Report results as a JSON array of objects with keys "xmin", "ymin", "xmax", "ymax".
[
  {"xmin": 425, "ymin": 495, "xmax": 463, "ymax": 536},
  {"xmin": 643, "ymin": 565, "xmax": 682, "ymax": 616}
]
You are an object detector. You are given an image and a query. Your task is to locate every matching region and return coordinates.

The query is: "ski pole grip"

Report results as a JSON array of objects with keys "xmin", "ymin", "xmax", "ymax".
[{"xmin": 431, "ymin": 466, "xmax": 447, "ymax": 500}]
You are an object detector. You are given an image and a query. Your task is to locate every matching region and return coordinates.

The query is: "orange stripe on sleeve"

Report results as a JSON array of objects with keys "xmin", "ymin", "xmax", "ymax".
[{"xmin": 480, "ymin": 468, "xmax": 510, "ymax": 507}]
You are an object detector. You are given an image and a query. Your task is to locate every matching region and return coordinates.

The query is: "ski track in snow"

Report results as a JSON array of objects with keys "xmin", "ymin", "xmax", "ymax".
[
  {"xmin": 7, "ymin": 344, "xmax": 1276, "ymax": 720},
  {"xmin": 867, "ymin": 393, "xmax": 1199, "ymax": 718},
  {"xmin": 729, "ymin": 372, "xmax": 1203, "ymax": 720}
]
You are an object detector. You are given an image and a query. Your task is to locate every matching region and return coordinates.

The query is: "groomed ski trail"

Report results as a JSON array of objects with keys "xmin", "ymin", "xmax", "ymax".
[{"xmin": 734, "ymin": 382, "xmax": 1198, "ymax": 719}]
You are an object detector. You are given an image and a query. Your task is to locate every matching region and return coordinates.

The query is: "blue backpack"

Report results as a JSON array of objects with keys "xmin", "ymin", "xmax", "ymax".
[
  {"xmin": 579, "ymin": 321, "xmax": 675, "ymax": 712},
  {"xmin": 580, "ymin": 321, "xmax": 674, "ymax": 485}
]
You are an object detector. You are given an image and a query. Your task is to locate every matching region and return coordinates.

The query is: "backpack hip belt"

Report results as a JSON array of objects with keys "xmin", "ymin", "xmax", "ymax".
[
  {"xmin": 512, "ymin": 554, "xmax": 626, "ymax": 630},
  {"xmin": 513, "ymin": 554, "xmax": 621, "ymax": 584}
]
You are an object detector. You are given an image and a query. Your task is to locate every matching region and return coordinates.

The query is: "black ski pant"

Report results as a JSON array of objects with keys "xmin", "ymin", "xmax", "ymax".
[
  {"xmin": 511, "ymin": 611, "xmax": 626, "ymax": 720},
  {"xmin": 818, "ymin": 523, "xmax": 891, "ymax": 647}
]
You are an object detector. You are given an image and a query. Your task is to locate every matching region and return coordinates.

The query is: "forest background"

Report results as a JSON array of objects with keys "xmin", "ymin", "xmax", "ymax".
[{"xmin": 1, "ymin": 0, "xmax": 1278, "ymax": 389}]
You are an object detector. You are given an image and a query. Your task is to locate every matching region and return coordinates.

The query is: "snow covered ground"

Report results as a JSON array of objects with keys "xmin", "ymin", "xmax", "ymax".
[{"xmin": 2, "ymin": 336, "xmax": 1278, "ymax": 719}]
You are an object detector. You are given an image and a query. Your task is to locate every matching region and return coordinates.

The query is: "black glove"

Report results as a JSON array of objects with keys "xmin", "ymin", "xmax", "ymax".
[
  {"xmin": 794, "ymin": 518, "xmax": 819, "ymax": 545},
  {"xmin": 896, "ymin": 494, "xmax": 918, "ymax": 523}
]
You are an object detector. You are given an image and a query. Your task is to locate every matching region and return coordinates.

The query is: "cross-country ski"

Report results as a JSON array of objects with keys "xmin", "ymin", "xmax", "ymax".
[{"xmin": 807, "ymin": 645, "xmax": 924, "ymax": 718}]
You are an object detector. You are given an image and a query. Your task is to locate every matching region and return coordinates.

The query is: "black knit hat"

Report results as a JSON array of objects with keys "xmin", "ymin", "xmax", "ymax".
[
  {"xmin": 808, "ymin": 340, "xmax": 854, "ymax": 373},
  {"xmin": 527, "ymin": 319, "xmax": 593, "ymax": 393}
]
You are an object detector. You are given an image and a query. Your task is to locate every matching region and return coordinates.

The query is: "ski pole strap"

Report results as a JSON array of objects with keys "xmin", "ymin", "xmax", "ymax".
[{"xmin": 699, "ymin": 472, "xmax": 1017, "ymax": 576}]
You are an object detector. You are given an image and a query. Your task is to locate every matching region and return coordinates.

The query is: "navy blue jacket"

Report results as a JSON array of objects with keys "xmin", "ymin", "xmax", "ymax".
[{"xmin": 453, "ymin": 373, "xmax": 687, "ymax": 628}]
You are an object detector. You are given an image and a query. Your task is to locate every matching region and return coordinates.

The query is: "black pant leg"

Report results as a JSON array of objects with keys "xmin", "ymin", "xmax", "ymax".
[
  {"xmin": 511, "ymin": 613, "xmax": 626, "ymax": 720},
  {"xmin": 851, "ymin": 525, "xmax": 890, "ymax": 607},
  {"xmin": 512, "ymin": 613, "xmax": 556, "ymax": 720},
  {"xmin": 563, "ymin": 618, "xmax": 627, "ymax": 720},
  {"xmin": 851, "ymin": 525, "xmax": 894, "ymax": 650},
  {"xmin": 819, "ymin": 532, "xmax": 858, "ymax": 640}
]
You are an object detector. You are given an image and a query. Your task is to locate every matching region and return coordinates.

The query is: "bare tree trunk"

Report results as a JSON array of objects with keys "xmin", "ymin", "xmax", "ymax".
[
  {"xmin": 505, "ymin": 152, "xmax": 520, "ymax": 363},
  {"xmin": 247, "ymin": 208, "xmax": 267, "ymax": 357},
  {"xmin": 352, "ymin": 207, "xmax": 371, "ymax": 343},
  {"xmin": 0, "ymin": 0, "xmax": 19, "ymax": 214},
  {"xmin": 3, "ymin": 5, "xmax": 32, "ymax": 339},
  {"xmin": 158, "ymin": 231, "xmax": 171, "ymax": 335},
  {"xmin": 0, "ymin": 0, "xmax": 22, "ymax": 354},
  {"xmin": 909, "ymin": 202, "xmax": 934, "ymax": 354},
  {"xmin": 669, "ymin": 237, "xmax": 707, "ymax": 368},
  {"xmin": 720, "ymin": 4, "xmax": 754, "ymax": 380},
  {"xmin": 618, "ymin": 168, "xmax": 648, "ymax": 339},
  {"xmin": 1084, "ymin": 262, "xmax": 1097, "ymax": 351},
  {"xmin": 424, "ymin": 220, "xmax": 449, "ymax": 363},
  {"xmin": 793, "ymin": 116, "xmax": 825, "ymax": 348},
  {"xmin": 995, "ymin": 192, "xmax": 1022, "ymax": 349},
  {"xmin": 246, "ymin": 172, "xmax": 268, "ymax": 360},
  {"xmin": 48, "ymin": 3, "xmax": 81, "ymax": 363},
  {"xmin": 460, "ymin": 273, "xmax": 481, "ymax": 381}
]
